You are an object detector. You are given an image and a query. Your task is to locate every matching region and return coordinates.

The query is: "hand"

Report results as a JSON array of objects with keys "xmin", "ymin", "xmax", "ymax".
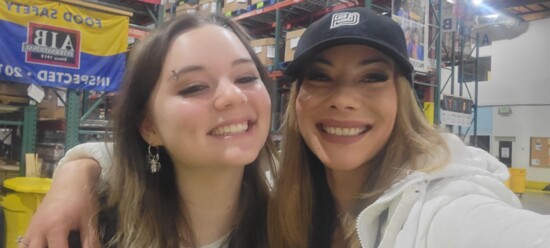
[{"xmin": 19, "ymin": 159, "xmax": 102, "ymax": 248}]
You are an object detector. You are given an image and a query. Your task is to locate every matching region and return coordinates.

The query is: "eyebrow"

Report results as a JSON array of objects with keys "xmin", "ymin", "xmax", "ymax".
[
  {"xmin": 170, "ymin": 65, "xmax": 205, "ymax": 81},
  {"xmin": 232, "ymin": 58, "xmax": 254, "ymax": 66},
  {"xmin": 169, "ymin": 58, "xmax": 254, "ymax": 81}
]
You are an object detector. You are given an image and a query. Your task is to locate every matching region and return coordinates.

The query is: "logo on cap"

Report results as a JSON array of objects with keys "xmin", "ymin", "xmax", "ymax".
[{"xmin": 330, "ymin": 12, "xmax": 360, "ymax": 29}]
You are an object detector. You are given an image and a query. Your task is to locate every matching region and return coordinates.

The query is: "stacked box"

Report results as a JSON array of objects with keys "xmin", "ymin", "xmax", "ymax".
[
  {"xmin": 176, "ymin": 3, "xmax": 197, "ymax": 16},
  {"xmin": 38, "ymin": 90, "xmax": 65, "ymax": 120},
  {"xmin": 199, "ymin": 0, "xmax": 221, "ymax": 13},
  {"xmin": 222, "ymin": 0, "xmax": 248, "ymax": 15},
  {"xmin": 250, "ymin": 38, "xmax": 276, "ymax": 67},
  {"xmin": 0, "ymin": 82, "xmax": 28, "ymax": 97},
  {"xmin": 0, "ymin": 163, "xmax": 19, "ymax": 186},
  {"xmin": 284, "ymin": 28, "xmax": 306, "ymax": 62},
  {"xmin": 250, "ymin": 0, "xmax": 263, "ymax": 5}
]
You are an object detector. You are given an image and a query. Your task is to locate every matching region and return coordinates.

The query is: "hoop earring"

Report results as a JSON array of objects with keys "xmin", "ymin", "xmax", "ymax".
[{"xmin": 147, "ymin": 145, "xmax": 161, "ymax": 174}]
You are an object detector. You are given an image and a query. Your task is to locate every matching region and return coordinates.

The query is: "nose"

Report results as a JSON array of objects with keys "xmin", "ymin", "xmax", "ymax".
[
  {"xmin": 213, "ymin": 80, "xmax": 247, "ymax": 110},
  {"xmin": 328, "ymin": 86, "xmax": 358, "ymax": 111}
]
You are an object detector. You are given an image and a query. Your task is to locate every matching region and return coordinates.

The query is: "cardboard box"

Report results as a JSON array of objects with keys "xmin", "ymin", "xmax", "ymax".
[
  {"xmin": 0, "ymin": 163, "xmax": 19, "ymax": 186},
  {"xmin": 0, "ymin": 82, "xmax": 28, "ymax": 97},
  {"xmin": 176, "ymin": 3, "xmax": 197, "ymax": 16},
  {"xmin": 250, "ymin": 37, "xmax": 276, "ymax": 66},
  {"xmin": 251, "ymin": 0, "xmax": 263, "ymax": 5},
  {"xmin": 284, "ymin": 28, "xmax": 306, "ymax": 62},
  {"xmin": 200, "ymin": 0, "xmax": 221, "ymax": 13},
  {"xmin": 222, "ymin": 0, "xmax": 248, "ymax": 15},
  {"xmin": 38, "ymin": 90, "xmax": 65, "ymax": 120}
]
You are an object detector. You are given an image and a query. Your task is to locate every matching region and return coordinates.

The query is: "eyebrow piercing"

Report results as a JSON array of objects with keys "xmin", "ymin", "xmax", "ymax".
[{"xmin": 170, "ymin": 70, "xmax": 178, "ymax": 81}]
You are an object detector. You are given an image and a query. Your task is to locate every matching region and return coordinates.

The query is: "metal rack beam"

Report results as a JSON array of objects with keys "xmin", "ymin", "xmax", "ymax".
[
  {"xmin": 435, "ymin": 0, "xmax": 442, "ymax": 125},
  {"xmin": 21, "ymin": 105, "xmax": 37, "ymax": 175},
  {"xmin": 65, "ymin": 89, "xmax": 81, "ymax": 150}
]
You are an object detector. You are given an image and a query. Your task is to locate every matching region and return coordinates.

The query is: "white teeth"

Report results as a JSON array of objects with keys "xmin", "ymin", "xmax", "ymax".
[
  {"xmin": 211, "ymin": 122, "xmax": 248, "ymax": 136},
  {"xmin": 322, "ymin": 126, "xmax": 366, "ymax": 136}
]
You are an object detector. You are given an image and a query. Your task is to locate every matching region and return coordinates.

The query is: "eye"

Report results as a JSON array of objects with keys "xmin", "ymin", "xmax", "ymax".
[
  {"xmin": 178, "ymin": 84, "xmax": 209, "ymax": 96},
  {"xmin": 362, "ymin": 73, "xmax": 389, "ymax": 83},
  {"xmin": 305, "ymin": 71, "xmax": 331, "ymax": 82},
  {"xmin": 236, "ymin": 76, "xmax": 259, "ymax": 84}
]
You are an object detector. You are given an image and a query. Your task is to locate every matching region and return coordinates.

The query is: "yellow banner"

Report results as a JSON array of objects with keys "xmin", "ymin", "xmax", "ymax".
[{"xmin": 0, "ymin": 0, "xmax": 128, "ymax": 56}]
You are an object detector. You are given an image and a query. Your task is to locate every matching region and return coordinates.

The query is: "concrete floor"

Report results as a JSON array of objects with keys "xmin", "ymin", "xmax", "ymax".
[{"xmin": 519, "ymin": 191, "xmax": 550, "ymax": 215}]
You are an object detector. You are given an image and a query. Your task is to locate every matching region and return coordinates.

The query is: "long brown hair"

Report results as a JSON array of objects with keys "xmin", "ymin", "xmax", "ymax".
[
  {"xmin": 97, "ymin": 13, "xmax": 278, "ymax": 248},
  {"xmin": 268, "ymin": 69, "xmax": 450, "ymax": 247}
]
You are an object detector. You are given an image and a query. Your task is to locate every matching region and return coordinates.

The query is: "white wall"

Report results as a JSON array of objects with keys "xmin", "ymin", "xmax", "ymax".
[
  {"xmin": 472, "ymin": 19, "xmax": 550, "ymax": 106},
  {"xmin": 442, "ymin": 18, "xmax": 550, "ymax": 182},
  {"xmin": 492, "ymin": 106, "xmax": 550, "ymax": 181}
]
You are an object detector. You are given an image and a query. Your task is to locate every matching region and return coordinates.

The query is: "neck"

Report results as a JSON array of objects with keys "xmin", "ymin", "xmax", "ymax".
[
  {"xmin": 325, "ymin": 165, "xmax": 368, "ymax": 214},
  {"xmin": 174, "ymin": 164, "xmax": 244, "ymax": 246}
]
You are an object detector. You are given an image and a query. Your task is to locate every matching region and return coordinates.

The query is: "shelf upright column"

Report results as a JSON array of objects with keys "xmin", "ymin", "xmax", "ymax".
[
  {"xmin": 216, "ymin": 0, "xmax": 223, "ymax": 13},
  {"xmin": 457, "ymin": 21, "xmax": 465, "ymax": 136},
  {"xmin": 272, "ymin": 3, "xmax": 282, "ymax": 131},
  {"xmin": 450, "ymin": 31, "xmax": 455, "ymax": 95},
  {"xmin": 65, "ymin": 89, "xmax": 81, "ymax": 151},
  {"xmin": 157, "ymin": 3, "xmax": 165, "ymax": 26},
  {"xmin": 365, "ymin": 0, "xmax": 372, "ymax": 10},
  {"xmin": 434, "ymin": 0, "xmax": 442, "ymax": 125},
  {"xmin": 82, "ymin": 90, "xmax": 89, "ymax": 116},
  {"xmin": 21, "ymin": 104, "xmax": 37, "ymax": 175},
  {"xmin": 473, "ymin": 32, "xmax": 479, "ymax": 146}
]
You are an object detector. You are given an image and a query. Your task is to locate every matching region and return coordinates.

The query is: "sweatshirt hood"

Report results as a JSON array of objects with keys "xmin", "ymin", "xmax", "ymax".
[{"xmin": 438, "ymin": 133, "xmax": 509, "ymax": 182}]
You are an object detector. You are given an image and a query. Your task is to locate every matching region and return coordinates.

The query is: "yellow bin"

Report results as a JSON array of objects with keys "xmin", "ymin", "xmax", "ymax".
[
  {"xmin": 508, "ymin": 168, "xmax": 526, "ymax": 194},
  {"xmin": 1, "ymin": 177, "xmax": 52, "ymax": 248}
]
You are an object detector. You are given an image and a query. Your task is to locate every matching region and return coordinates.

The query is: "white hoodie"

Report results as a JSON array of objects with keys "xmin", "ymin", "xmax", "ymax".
[
  {"xmin": 356, "ymin": 134, "xmax": 550, "ymax": 248},
  {"xmin": 57, "ymin": 135, "xmax": 550, "ymax": 248}
]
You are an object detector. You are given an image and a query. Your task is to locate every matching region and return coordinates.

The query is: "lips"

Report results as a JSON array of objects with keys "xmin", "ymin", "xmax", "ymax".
[{"xmin": 209, "ymin": 120, "xmax": 252, "ymax": 136}]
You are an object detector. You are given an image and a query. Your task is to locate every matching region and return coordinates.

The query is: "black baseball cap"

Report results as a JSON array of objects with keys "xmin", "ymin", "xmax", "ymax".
[{"xmin": 285, "ymin": 7, "xmax": 414, "ymax": 83}]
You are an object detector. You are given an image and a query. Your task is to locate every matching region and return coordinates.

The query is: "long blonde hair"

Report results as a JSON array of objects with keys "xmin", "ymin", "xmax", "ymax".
[
  {"xmin": 268, "ymin": 73, "xmax": 450, "ymax": 247},
  {"xmin": 97, "ymin": 13, "xmax": 278, "ymax": 248}
]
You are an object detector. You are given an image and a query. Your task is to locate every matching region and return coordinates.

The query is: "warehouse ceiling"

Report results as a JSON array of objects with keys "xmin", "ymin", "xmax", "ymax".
[
  {"xmin": 82, "ymin": 0, "xmax": 550, "ymax": 27},
  {"xmin": 82, "ymin": 0, "xmax": 157, "ymax": 26},
  {"xmin": 484, "ymin": 0, "xmax": 550, "ymax": 22}
]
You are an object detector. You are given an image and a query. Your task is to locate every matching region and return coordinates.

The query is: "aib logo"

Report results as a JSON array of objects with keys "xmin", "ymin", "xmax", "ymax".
[
  {"xmin": 22, "ymin": 23, "xmax": 81, "ymax": 68},
  {"xmin": 330, "ymin": 12, "xmax": 360, "ymax": 29}
]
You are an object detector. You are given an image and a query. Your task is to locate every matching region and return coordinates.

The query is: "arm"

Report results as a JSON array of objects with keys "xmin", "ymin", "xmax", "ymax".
[
  {"xmin": 55, "ymin": 142, "xmax": 113, "ymax": 180},
  {"xmin": 22, "ymin": 159, "xmax": 101, "ymax": 248},
  {"xmin": 427, "ymin": 194, "xmax": 550, "ymax": 248},
  {"xmin": 21, "ymin": 142, "xmax": 113, "ymax": 248}
]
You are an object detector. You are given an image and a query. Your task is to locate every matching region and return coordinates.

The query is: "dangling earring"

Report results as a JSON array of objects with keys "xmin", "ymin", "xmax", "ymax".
[{"xmin": 147, "ymin": 145, "xmax": 161, "ymax": 173}]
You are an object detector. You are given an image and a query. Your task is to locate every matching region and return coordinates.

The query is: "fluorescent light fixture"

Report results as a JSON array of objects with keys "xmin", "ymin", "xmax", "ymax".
[{"xmin": 473, "ymin": 0, "xmax": 482, "ymax": 5}]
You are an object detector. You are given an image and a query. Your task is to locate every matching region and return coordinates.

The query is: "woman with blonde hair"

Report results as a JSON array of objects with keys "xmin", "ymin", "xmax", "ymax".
[
  {"xmin": 19, "ymin": 12, "xmax": 277, "ymax": 248},
  {"xmin": 268, "ymin": 7, "xmax": 550, "ymax": 248},
  {"xmin": 22, "ymin": 7, "xmax": 550, "ymax": 248}
]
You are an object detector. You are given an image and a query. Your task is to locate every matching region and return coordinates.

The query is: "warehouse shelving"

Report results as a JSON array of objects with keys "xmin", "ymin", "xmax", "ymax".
[
  {"xmin": 0, "ymin": 100, "xmax": 37, "ymax": 176},
  {"xmin": 0, "ymin": 0, "xmax": 488, "ymax": 171}
]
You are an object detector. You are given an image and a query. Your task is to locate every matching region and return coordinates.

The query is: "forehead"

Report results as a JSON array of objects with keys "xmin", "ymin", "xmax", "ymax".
[
  {"xmin": 314, "ymin": 45, "xmax": 394, "ymax": 64},
  {"xmin": 164, "ymin": 25, "xmax": 252, "ymax": 67}
]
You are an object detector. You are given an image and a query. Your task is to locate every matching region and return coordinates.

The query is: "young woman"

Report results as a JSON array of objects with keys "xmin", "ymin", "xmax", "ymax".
[
  {"xmin": 22, "ymin": 7, "xmax": 550, "ymax": 248},
  {"xmin": 19, "ymin": 13, "xmax": 277, "ymax": 248},
  {"xmin": 268, "ymin": 7, "xmax": 550, "ymax": 248}
]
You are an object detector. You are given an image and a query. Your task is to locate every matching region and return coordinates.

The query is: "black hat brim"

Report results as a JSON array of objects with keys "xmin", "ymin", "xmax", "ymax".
[{"xmin": 284, "ymin": 36, "xmax": 414, "ymax": 82}]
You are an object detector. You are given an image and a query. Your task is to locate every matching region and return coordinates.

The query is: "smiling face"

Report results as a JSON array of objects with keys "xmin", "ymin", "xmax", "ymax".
[
  {"xmin": 141, "ymin": 25, "xmax": 271, "ymax": 169},
  {"xmin": 296, "ymin": 45, "xmax": 398, "ymax": 172}
]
